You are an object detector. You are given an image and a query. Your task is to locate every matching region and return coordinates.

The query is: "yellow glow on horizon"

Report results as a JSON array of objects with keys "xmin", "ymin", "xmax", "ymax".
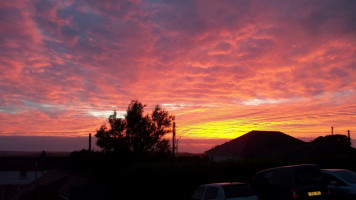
[
  {"xmin": 175, "ymin": 111, "xmax": 332, "ymax": 140},
  {"xmin": 177, "ymin": 118, "xmax": 269, "ymax": 139}
]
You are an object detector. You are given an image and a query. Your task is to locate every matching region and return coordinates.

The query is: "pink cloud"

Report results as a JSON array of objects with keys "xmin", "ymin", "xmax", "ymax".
[{"xmin": 0, "ymin": 0, "xmax": 355, "ymax": 152}]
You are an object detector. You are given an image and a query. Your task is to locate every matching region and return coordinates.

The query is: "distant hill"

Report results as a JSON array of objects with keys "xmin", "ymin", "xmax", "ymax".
[
  {"xmin": 0, "ymin": 136, "xmax": 93, "ymax": 152},
  {"xmin": 0, "ymin": 151, "xmax": 70, "ymax": 157}
]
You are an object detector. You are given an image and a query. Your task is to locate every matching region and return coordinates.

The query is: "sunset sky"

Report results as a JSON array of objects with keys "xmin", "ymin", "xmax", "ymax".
[{"xmin": 1, "ymin": 0, "xmax": 356, "ymax": 153}]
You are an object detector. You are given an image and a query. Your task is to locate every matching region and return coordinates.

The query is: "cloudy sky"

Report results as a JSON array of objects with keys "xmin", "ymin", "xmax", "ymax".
[{"xmin": 1, "ymin": 0, "xmax": 356, "ymax": 152}]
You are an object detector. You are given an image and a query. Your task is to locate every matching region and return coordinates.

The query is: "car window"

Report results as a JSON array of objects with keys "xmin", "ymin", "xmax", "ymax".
[
  {"xmin": 262, "ymin": 172, "xmax": 277, "ymax": 185},
  {"xmin": 323, "ymin": 173, "xmax": 346, "ymax": 186},
  {"xmin": 295, "ymin": 166, "xmax": 323, "ymax": 185},
  {"xmin": 223, "ymin": 184, "xmax": 255, "ymax": 198},
  {"xmin": 334, "ymin": 170, "xmax": 356, "ymax": 184},
  {"xmin": 192, "ymin": 186, "xmax": 205, "ymax": 200},
  {"xmin": 203, "ymin": 186, "xmax": 219, "ymax": 200}
]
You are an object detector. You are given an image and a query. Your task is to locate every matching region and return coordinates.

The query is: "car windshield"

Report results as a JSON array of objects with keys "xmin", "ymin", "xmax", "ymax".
[
  {"xmin": 223, "ymin": 184, "xmax": 255, "ymax": 198},
  {"xmin": 334, "ymin": 170, "xmax": 356, "ymax": 184},
  {"xmin": 295, "ymin": 166, "xmax": 323, "ymax": 185}
]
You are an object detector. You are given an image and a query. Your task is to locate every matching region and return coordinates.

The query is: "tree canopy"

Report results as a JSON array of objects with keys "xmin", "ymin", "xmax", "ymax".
[{"xmin": 95, "ymin": 100, "xmax": 174, "ymax": 158}]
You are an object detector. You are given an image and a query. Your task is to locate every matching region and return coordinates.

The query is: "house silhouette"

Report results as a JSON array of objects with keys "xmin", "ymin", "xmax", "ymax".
[{"xmin": 205, "ymin": 130, "xmax": 355, "ymax": 161}]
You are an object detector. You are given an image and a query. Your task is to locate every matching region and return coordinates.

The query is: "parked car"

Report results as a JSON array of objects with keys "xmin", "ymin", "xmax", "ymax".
[
  {"xmin": 322, "ymin": 169, "xmax": 356, "ymax": 200},
  {"xmin": 191, "ymin": 182, "xmax": 259, "ymax": 200},
  {"xmin": 252, "ymin": 164, "xmax": 329, "ymax": 200}
]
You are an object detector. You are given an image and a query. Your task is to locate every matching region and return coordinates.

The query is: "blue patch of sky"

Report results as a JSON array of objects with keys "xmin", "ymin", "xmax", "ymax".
[{"xmin": 21, "ymin": 100, "xmax": 64, "ymax": 111}]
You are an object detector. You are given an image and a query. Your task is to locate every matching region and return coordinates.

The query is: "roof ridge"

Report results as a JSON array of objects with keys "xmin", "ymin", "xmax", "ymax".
[{"xmin": 205, "ymin": 130, "xmax": 305, "ymax": 156}]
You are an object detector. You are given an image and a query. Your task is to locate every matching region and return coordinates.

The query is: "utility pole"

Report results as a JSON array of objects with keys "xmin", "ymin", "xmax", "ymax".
[
  {"xmin": 89, "ymin": 133, "xmax": 92, "ymax": 152},
  {"xmin": 172, "ymin": 121, "xmax": 176, "ymax": 160},
  {"xmin": 331, "ymin": 126, "xmax": 334, "ymax": 135},
  {"xmin": 346, "ymin": 130, "xmax": 351, "ymax": 147}
]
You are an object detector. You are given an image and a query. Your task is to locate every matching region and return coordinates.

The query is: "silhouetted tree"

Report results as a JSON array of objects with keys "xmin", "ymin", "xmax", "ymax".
[
  {"xmin": 95, "ymin": 100, "xmax": 174, "ymax": 158},
  {"xmin": 95, "ymin": 111, "xmax": 127, "ymax": 153}
]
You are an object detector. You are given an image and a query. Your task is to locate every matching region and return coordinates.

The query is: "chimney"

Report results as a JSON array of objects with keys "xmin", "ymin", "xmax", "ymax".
[{"xmin": 89, "ymin": 133, "xmax": 92, "ymax": 152}]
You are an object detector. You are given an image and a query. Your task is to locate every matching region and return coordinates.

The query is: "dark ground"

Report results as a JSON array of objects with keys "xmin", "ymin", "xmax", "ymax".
[
  {"xmin": 69, "ymin": 151, "xmax": 356, "ymax": 200},
  {"xmin": 2, "ymin": 151, "xmax": 356, "ymax": 200}
]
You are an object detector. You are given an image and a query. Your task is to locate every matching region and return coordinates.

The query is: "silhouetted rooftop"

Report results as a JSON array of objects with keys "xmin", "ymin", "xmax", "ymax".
[
  {"xmin": 205, "ymin": 130, "xmax": 305, "ymax": 159},
  {"xmin": 16, "ymin": 170, "xmax": 106, "ymax": 200}
]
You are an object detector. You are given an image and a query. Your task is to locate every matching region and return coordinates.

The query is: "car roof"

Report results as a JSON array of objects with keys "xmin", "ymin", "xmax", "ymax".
[
  {"xmin": 201, "ymin": 182, "xmax": 247, "ymax": 187},
  {"xmin": 322, "ymin": 169, "xmax": 350, "ymax": 172},
  {"xmin": 255, "ymin": 164, "xmax": 319, "ymax": 175}
]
